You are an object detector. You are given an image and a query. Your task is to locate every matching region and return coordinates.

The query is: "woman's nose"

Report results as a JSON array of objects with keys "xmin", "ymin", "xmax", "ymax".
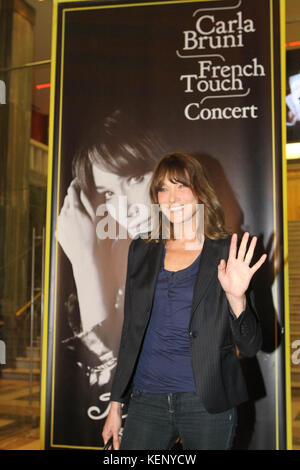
[
  {"xmin": 125, "ymin": 190, "xmax": 138, "ymax": 216},
  {"xmin": 168, "ymin": 187, "xmax": 177, "ymax": 203}
]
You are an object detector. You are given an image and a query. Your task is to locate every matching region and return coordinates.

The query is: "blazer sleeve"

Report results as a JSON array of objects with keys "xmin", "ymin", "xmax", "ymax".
[
  {"xmin": 109, "ymin": 238, "xmax": 136, "ymax": 404},
  {"xmin": 228, "ymin": 289, "xmax": 263, "ymax": 357}
]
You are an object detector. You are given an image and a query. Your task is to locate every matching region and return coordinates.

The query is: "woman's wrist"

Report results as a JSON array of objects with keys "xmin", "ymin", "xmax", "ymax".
[
  {"xmin": 110, "ymin": 401, "xmax": 123, "ymax": 416},
  {"xmin": 226, "ymin": 293, "xmax": 246, "ymax": 318}
]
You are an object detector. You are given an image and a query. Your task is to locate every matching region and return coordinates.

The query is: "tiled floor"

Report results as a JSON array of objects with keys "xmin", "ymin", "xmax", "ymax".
[
  {"xmin": 0, "ymin": 379, "xmax": 40, "ymax": 450},
  {"xmin": 0, "ymin": 378, "xmax": 299, "ymax": 449}
]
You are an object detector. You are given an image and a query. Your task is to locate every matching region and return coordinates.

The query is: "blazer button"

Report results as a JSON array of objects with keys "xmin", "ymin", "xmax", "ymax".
[{"xmin": 189, "ymin": 330, "xmax": 198, "ymax": 338}]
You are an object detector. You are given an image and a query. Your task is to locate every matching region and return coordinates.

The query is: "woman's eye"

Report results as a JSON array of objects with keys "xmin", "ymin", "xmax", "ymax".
[
  {"xmin": 104, "ymin": 191, "xmax": 114, "ymax": 200},
  {"xmin": 158, "ymin": 187, "xmax": 167, "ymax": 192},
  {"xmin": 96, "ymin": 189, "xmax": 114, "ymax": 200},
  {"xmin": 128, "ymin": 175, "xmax": 145, "ymax": 185}
]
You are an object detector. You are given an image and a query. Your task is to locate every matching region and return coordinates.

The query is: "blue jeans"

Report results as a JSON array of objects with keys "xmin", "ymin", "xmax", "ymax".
[{"xmin": 120, "ymin": 389, "xmax": 237, "ymax": 450}]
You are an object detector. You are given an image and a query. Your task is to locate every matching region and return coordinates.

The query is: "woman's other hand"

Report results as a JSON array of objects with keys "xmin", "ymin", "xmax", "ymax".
[
  {"xmin": 102, "ymin": 402, "xmax": 123, "ymax": 450},
  {"xmin": 56, "ymin": 178, "xmax": 96, "ymax": 267}
]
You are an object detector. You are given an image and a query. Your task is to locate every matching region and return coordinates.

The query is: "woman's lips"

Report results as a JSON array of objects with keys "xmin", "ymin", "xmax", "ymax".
[{"xmin": 169, "ymin": 205, "xmax": 184, "ymax": 212}]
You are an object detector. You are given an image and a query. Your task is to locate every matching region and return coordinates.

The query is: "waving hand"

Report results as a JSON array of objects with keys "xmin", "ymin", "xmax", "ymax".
[{"xmin": 218, "ymin": 233, "xmax": 267, "ymax": 317}]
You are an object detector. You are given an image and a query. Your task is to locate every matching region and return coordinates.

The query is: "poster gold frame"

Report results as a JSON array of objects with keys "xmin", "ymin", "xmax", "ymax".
[{"xmin": 40, "ymin": 0, "xmax": 291, "ymax": 450}]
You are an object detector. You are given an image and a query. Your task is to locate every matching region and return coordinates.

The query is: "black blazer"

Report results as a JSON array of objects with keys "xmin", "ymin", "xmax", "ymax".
[{"xmin": 110, "ymin": 235, "xmax": 262, "ymax": 413}]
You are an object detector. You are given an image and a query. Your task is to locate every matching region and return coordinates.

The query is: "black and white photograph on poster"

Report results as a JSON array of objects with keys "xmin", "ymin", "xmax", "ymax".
[{"xmin": 43, "ymin": 0, "xmax": 287, "ymax": 450}]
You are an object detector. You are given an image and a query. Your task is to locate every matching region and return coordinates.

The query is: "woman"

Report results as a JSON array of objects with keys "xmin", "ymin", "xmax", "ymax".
[
  {"xmin": 102, "ymin": 152, "xmax": 266, "ymax": 450},
  {"xmin": 57, "ymin": 110, "xmax": 165, "ymax": 387}
]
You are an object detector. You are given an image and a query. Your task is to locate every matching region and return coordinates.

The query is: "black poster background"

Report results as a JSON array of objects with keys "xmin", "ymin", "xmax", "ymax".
[{"xmin": 42, "ymin": 0, "xmax": 288, "ymax": 450}]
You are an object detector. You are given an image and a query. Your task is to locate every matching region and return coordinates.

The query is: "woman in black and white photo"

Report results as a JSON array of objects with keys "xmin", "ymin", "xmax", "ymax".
[{"xmin": 57, "ymin": 110, "xmax": 165, "ymax": 388}]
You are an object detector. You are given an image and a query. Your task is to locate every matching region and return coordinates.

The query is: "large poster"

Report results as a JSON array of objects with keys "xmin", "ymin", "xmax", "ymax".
[{"xmin": 41, "ymin": 0, "xmax": 290, "ymax": 450}]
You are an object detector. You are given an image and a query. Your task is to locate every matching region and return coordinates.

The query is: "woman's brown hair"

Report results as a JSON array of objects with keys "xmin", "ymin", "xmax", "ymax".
[{"xmin": 146, "ymin": 152, "xmax": 229, "ymax": 242}]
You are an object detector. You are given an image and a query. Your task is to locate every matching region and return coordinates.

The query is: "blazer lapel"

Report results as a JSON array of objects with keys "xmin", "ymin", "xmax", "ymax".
[
  {"xmin": 190, "ymin": 237, "xmax": 222, "ymax": 319},
  {"xmin": 145, "ymin": 240, "xmax": 164, "ymax": 314},
  {"xmin": 130, "ymin": 239, "xmax": 164, "ymax": 320}
]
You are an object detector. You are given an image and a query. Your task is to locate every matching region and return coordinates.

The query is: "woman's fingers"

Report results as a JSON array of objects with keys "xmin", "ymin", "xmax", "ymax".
[
  {"xmin": 67, "ymin": 183, "xmax": 81, "ymax": 211},
  {"xmin": 250, "ymin": 253, "xmax": 267, "ymax": 274},
  {"xmin": 61, "ymin": 179, "xmax": 94, "ymax": 221},
  {"xmin": 244, "ymin": 236, "xmax": 257, "ymax": 265},
  {"xmin": 80, "ymin": 190, "xmax": 95, "ymax": 221},
  {"xmin": 217, "ymin": 259, "xmax": 226, "ymax": 283},
  {"xmin": 113, "ymin": 432, "xmax": 120, "ymax": 450},
  {"xmin": 237, "ymin": 232, "xmax": 250, "ymax": 261},
  {"xmin": 228, "ymin": 233, "xmax": 238, "ymax": 261},
  {"xmin": 230, "ymin": 233, "xmax": 261, "ymax": 266},
  {"xmin": 218, "ymin": 259, "xmax": 226, "ymax": 271}
]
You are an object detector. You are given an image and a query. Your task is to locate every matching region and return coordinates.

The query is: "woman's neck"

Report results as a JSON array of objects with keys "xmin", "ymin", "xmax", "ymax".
[
  {"xmin": 169, "ymin": 216, "xmax": 204, "ymax": 250},
  {"xmin": 166, "ymin": 233, "xmax": 204, "ymax": 252}
]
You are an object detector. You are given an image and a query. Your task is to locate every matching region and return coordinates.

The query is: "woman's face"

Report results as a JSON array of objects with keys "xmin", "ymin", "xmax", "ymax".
[
  {"xmin": 157, "ymin": 174, "xmax": 199, "ymax": 227},
  {"xmin": 92, "ymin": 163, "xmax": 152, "ymax": 237}
]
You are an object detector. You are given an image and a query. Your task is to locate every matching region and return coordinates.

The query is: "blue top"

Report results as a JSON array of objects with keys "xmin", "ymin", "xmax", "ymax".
[{"xmin": 133, "ymin": 246, "xmax": 201, "ymax": 393}]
